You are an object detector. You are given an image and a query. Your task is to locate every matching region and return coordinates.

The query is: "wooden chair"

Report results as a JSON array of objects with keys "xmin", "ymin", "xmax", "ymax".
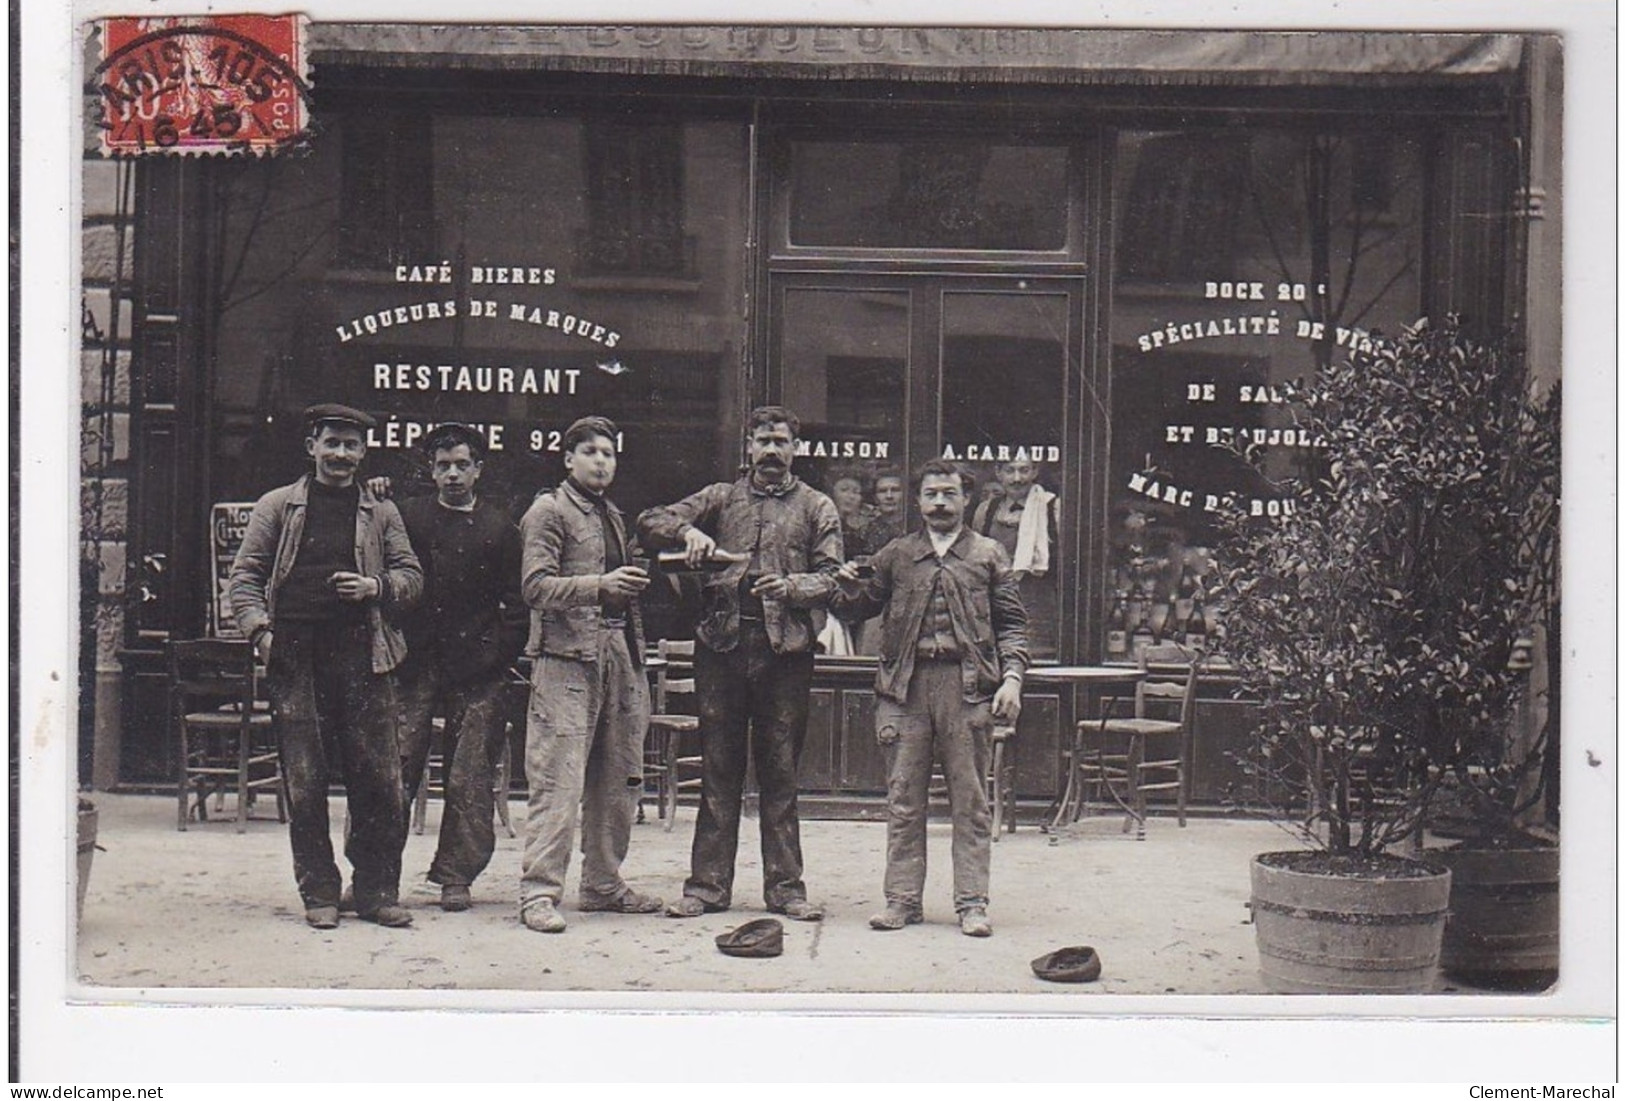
[
  {"xmin": 645, "ymin": 639, "xmax": 700, "ymax": 832},
  {"xmin": 926, "ymin": 721, "xmax": 1017, "ymax": 838},
  {"xmin": 170, "ymin": 637, "xmax": 284, "ymax": 833},
  {"xmin": 990, "ymin": 723, "xmax": 1016, "ymax": 837},
  {"xmin": 1076, "ymin": 644, "xmax": 1201, "ymax": 840}
]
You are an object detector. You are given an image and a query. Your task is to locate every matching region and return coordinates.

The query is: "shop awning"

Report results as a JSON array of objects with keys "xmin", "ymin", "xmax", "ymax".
[{"xmin": 308, "ymin": 25, "xmax": 1525, "ymax": 87}]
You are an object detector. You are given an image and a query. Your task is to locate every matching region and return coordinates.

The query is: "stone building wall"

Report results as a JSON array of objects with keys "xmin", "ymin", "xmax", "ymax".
[{"xmin": 80, "ymin": 155, "xmax": 134, "ymax": 788}]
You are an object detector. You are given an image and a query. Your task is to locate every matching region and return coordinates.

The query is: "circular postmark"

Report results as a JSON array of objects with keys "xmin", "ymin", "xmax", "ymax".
[{"xmin": 87, "ymin": 17, "xmax": 312, "ymax": 156}]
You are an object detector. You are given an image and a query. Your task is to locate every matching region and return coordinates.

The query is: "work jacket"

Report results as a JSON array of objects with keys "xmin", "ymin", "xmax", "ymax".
[
  {"xmin": 832, "ymin": 527, "xmax": 1029, "ymax": 705},
  {"xmin": 397, "ymin": 494, "xmax": 527, "ymax": 685},
  {"xmin": 227, "ymin": 474, "xmax": 423, "ymax": 674},
  {"xmin": 520, "ymin": 480, "xmax": 645, "ymax": 666},
  {"xmin": 636, "ymin": 476, "xmax": 842, "ymax": 655}
]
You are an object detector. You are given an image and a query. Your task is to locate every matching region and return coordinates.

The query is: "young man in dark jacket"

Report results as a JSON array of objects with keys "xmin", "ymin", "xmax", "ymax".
[
  {"xmin": 394, "ymin": 423, "xmax": 527, "ymax": 913},
  {"xmin": 637, "ymin": 406, "xmax": 843, "ymax": 921},
  {"xmin": 833, "ymin": 460, "xmax": 1028, "ymax": 937},
  {"xmin": 228, "ymin": 403, "xmax": 424, "ymax": 930}
]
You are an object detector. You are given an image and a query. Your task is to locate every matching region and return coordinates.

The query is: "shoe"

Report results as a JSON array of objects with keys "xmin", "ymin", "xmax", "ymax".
[
  {"xmin": 520, "ymin": 897, "xmax": 567, "ymax": 933},
  {"xmin": 665, "ymin": 895, "xmax": 726, "ymax": 918},
  {"xmin": 959, "ymin": 906, "xmax": 993, "ymax": 938},
  {"xmin": 868, "ymin": 903, "xmax": 923, "ymax": 931},
  {"xmin": 579, "ymin": 888, "xmax": 664, "ymax": 914},
  {"xmin": 358, "ymin": 903, "xmax": 413, "ymax": 928},
  {"xmin": 305, "ymin": 905, "xmax": 340, "ymax": 930},
  {"xmin": 338, "ymin": 886, "xmax": 357, "ymax": 914},
  {"xmin": 770, "ymin": 899, "xmax": 825, "ymax": 922},
  {"xmin": 440, "ymin": 885, "xmax": 472, "ymax": 912}
]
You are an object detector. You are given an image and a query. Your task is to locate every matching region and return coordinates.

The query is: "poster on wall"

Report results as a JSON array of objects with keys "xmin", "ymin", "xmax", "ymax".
[{"xmin": 207, "ymin": 503, "xmax": 256, "ymax": 638}]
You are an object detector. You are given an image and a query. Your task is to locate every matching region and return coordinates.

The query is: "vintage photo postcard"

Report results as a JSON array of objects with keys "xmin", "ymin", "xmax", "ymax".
[{"xmin": 15, "ymin": 0, "xmax": 1617, "ymax": 1082}]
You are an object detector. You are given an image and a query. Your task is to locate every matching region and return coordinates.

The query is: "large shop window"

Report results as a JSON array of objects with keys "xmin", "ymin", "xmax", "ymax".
[
  {"xmin": 1107, "ymin": 128, "xmax": 1426, "ymax": 660},
  {"xmin": 941, "ymin": 291, "xmax": 1068, "ymax": 660},
  {"xmin": 789, "ymin": 138, "xmax": 1069, "ymax": 251},
  {"xmin": 202, "ymin": 108, "xmax": 751, "ymax": 639},
  {"xmin": 778, "ymin": 286, "xmax": 910, "ymax": 546}
]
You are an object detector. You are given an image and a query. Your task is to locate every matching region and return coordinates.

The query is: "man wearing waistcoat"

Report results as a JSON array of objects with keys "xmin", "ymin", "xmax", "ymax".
[{"xmin": 832, "ymin": 459, "xmax": 1028, "ymax": 937}]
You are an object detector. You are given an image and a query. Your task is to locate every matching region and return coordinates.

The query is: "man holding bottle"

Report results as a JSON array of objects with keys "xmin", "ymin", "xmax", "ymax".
[{"xmin": 637, "ymin": 406, "xmax": 844, "ymax": 922}]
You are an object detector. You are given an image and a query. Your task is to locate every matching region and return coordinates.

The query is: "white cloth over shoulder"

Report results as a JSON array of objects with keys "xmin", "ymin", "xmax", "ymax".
[{"xmin": 1012, "ymin": 486, "xmax": 1055, "ymax": 576}]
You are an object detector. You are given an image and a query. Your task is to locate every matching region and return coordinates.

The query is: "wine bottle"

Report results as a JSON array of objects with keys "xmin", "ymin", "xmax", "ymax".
[
  {"xmin": 1130, "ymin": 604, "xmax": 1155, "ymax": 661},
  {"xmin": 1173, "ymin": 574, "xmax": 1196, "ymax": 635},
  {"xmin": 1184, "ymin": 591, "xmax": 1208, "ymax": 651},
  {"xmin": 1105, "ymin": 592, "xmax": 1129, "ymax": 660},
  {"xmin": 656, "ymin": 549, "xmax": 748, "ymax": 573}
]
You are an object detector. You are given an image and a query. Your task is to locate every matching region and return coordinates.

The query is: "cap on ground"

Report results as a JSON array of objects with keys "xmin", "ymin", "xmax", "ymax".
[
  {"xmin": 1031, "ymin": 945, "xmax": 1102, "ymax": 983},
  {"xmin": 303, "ymin": 403, "xmax": 377, "ymax": 432},
  {"xmin": 422, "ymin": 421, "xmax": 488, "ymax": 460},
  {"xmin": 715, "ymin": 918, "xmax": 784, "ymax": 958}
]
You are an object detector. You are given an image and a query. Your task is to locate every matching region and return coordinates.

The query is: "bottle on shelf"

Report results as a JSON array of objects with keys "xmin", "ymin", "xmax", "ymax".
[
  {"xmin": 1184, "ymin": 589, "xmax": 1208, "ymax": 652},
  {"xmin": 1129, "ymin": 602, "xmax": 1156, "ymax": 661},
  {"xmin": 1105, "ymin": 591, "xmax": 1130, "ymax": 660},
  {"xmin": 1148, "ymin": 597, "xmax": 1171, "ymax": 643},
  {"xmin": 1173, "ymin": 573, "xmax": 1196, "ymax": 636}
]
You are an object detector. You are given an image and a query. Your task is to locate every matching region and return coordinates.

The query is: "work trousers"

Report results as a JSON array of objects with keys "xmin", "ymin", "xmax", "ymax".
[
  {"xmin": 519, "ymin": 626, "xmax": 650, "ymax": 906},
  {"xmin": 683, "ymin": 623, "xmax": 815, "ymax": 910},
  {"xmin": 397, "ymin": 657, "xmax": 512, "ymax": 887},
  {"xmin": 874, "ymin": 659, "xmax": 994, "ymax": 914},
  {"xmin": 264, "ymin": 620, "xmax": 407, "ymax": 913}
]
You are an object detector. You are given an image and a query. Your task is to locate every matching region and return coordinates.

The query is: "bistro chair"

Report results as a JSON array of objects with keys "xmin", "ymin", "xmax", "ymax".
[
  {"xmin": 1075, "ymin": 643, "xmax": 1202, "ymax": 840},
  {"xmin": 170, "ymin": 637, "xmax": 284, "ymax": 833},
  {"xmin": 644, "ymin": 638, "xmax": 701, "ymax": 832},
  {"xmin": 926, "ymin": 722, "xmax": 1017, "ymax": 838},
  {"xmin": 410, "ymin": 668, "xmax": 524, "ymax": 838}
]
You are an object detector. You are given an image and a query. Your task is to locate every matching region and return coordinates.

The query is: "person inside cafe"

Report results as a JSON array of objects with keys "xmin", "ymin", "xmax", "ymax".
[{"xmin": 971, "ymin": 456, "xmax": 1059, "ymax": 659}]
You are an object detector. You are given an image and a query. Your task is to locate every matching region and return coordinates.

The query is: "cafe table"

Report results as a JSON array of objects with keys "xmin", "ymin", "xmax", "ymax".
[{"xmin": 1020, "ymin": 664, "xmax": 1147, "ymax": 830}]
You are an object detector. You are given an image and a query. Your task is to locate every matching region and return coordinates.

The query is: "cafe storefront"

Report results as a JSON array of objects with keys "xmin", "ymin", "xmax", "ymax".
[{"xmin": 88, "ymin": 25, "xmax": 1559, "ymax": 812}]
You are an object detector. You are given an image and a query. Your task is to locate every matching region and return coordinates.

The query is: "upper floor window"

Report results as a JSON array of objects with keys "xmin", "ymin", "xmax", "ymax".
[
  {"xmin": 788, "ymin": 138, "xmax": 1068, "ymax": 251},
  {"xmin": 336, "ymin": 110, "xmax": 434, "ymax": 269},
  {"xmin": 578, "ymin": 121, "xmax": 691, "ymax": 278}
]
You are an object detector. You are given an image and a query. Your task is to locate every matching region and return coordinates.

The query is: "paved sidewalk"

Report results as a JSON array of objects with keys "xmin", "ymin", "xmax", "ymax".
[{"xmin": 71, "ymin": 792, "xmax": 1408, "ymax": 999}]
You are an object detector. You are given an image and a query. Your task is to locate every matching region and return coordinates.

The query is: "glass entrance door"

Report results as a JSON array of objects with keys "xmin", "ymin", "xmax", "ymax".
[{"xmin": 768, "ymin": 275, "xmax": 1080, "ymax": 662}]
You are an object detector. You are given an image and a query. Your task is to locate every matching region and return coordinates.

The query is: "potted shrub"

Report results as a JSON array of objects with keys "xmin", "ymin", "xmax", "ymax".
[
  {"xmin": 1217, "ymin": 316, "xmax": 1550, "ymax": 994},
  {"xmin": 1428, "ymin": 379, "xmax": 1560, "ymax": 990}
]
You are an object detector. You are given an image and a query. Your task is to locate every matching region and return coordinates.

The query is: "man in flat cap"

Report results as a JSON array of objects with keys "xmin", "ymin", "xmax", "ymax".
[
  {"xmin": 394, "ymin": 423, "xmax": 527, "ymax": 912},
  {"xmin": 517, "ymin": 415, "xmax": 662, "ymax": 933},
  {"xmin": 229, "ymin": 403, "xmax": 423, "ymax": 930}
]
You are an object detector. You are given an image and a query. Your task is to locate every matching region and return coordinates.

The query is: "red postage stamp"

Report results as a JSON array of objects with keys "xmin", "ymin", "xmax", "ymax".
[{"xmin": 88, "ymin": 14, "xmax": 310, "ymax": 156}]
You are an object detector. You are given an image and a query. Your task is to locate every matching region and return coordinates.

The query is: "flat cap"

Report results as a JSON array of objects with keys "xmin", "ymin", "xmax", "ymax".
[
  {"xmin": 715, "ymin": 918, "xmax": 784, "ymax": 959},
  {"xmin": 1031, "ymin": 945, "xmax": 1102, "ymax": 983},
  {"xmin": 303, "ymin": 403, "xmax": 377, "ymax": 431},
  {"xmin": 422, "ymin": 421, "xmax": 488, "ymax": 459}
]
